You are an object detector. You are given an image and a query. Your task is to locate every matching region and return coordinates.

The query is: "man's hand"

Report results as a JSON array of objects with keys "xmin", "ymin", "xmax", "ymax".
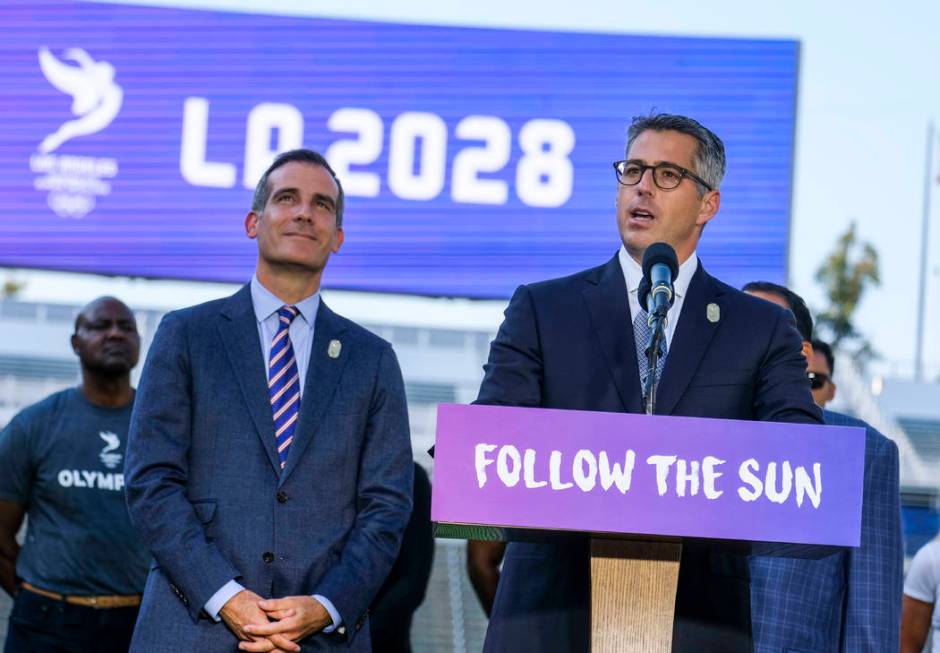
[
  {"xmin": 219, "ymin": 589, "xmax": 300, "ymax": 653},
  {"xmin": 239, "ymin": 595, "xmax": 332, "ymax": 651},
  {"xmin": 467, "ymin": 540, "xmax": 506, "ymax": 617}
]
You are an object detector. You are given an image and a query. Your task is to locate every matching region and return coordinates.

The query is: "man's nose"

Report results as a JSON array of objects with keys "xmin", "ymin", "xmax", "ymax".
[
  {"xmin": 105, "ymin": 323, "xmax": 127, "ymax": 339},
  {"xmin": 295, "ymin": 203, "xmax": 314, "ymax": 222},
  {"xmin": 635, "ymin": 167, "xmax": 656, "ymax": 194}
]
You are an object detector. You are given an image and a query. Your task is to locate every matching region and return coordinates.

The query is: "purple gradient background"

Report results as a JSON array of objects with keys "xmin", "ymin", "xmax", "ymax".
[
  {"xmin": 0, "ymin": 1, "xmax": 798, "ymax": 297},
  {"xmin": 432, "ymin": 404, "xmax": 864, "ymax": 546}
]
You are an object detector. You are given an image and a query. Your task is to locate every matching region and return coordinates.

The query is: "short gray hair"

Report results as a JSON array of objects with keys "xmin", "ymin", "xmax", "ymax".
[
  {"xmin": 250, "ymin": 149, "xmax": 345, "ymax": 226},
  {"xmin": 626, "ymin": 113, "xmax": 726, "ymax": 194}
]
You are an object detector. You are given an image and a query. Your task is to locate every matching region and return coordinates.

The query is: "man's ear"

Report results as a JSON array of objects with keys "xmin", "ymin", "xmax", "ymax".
[
  {"xmin": 800, "ymin": 340, "xmax": 813, "ymax": 363},
  {"xmin": 245, "ymin": 211, "xmax": 259, "ymax": 239},
  {"xmin": 70, "ymin": 333, "xmax": 80, "ymax": 356},
  {"xmin": 331, "ymin": 227, "xmax": 345, "ymax": 253},
  {"xmin": 696, "ymin": 189, "xmax": 720, "ymax": 228}
]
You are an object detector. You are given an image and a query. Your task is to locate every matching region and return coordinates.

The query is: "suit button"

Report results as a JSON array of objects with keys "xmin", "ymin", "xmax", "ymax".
[
  {"xmin": 262, "ymin": 551, "xmax": 275, "ymax": 563},
  {"xmin": 276, "ymin": 491, "xmax": 288, "ymax": 504}
]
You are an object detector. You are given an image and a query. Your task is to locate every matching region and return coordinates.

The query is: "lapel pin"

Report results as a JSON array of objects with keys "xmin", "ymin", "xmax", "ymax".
[
  {"xmin": 328, "ymin": 339, "xmax": 342, "ymax": 359},
  {"xmin": 706, "ymin": 303, "xmax": 720, "ymax": 323}
]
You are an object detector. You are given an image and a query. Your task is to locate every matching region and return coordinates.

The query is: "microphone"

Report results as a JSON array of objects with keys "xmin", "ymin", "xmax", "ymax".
[{"xmin": 639, "ymin": 242, "xmax": 679, "ymax": 316}]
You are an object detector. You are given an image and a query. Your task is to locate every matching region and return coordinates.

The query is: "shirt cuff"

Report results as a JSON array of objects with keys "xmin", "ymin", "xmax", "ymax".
[
  {"xmin": 205, "ymin": 580, "xmax": 244, "ymax": 622},
  {"xmin": 312, "ymin": 594, "xmax": 343, "ymax": 633}
]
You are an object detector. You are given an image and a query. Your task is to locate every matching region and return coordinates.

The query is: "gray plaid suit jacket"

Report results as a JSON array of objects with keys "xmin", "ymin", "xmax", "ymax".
[
  {"xmin": 749, "ymin": 409, "xmax": 903, "ymax": 652},
  {"xmin": 125, "ymin": 287, "xmax": 413, "ymax": 652}
]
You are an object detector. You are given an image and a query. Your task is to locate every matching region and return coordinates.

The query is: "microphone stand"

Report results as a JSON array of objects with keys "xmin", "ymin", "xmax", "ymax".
[{"xmin": 643, "ymin": 305, "xmax": 669, "ymax": 415}]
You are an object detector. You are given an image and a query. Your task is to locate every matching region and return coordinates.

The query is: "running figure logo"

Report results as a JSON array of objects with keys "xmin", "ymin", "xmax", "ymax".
[
  {"xmin": 38, "ymin": 47, "xmax": 123, "ymax": 153},
  {"xmin": 99, "ymin": 431, "xmax": 122, "ymax": 469},
  {"xmin": 30, "ymin": 47, "xmax": 122, "ymax": 219}
]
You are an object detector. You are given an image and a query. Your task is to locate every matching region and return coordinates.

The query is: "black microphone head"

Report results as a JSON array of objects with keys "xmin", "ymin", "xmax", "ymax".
[
  {"xmin": 642, "ymin": 242, "xmax": 679, "ymax": 280},
  {"xmin": 638, "ymin": 276, "xmax": 651, "ymax": 311}
]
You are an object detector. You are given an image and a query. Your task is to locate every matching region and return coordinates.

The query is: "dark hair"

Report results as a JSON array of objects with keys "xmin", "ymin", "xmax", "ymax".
[
  {"xmin": 741, "ymin": 281, "xmax": 813, "ymax": 342},
  {"xmin": 626, "ymin": 113, "xmax": 726, "ymax": 194},
  {"xmin": 250, "ymin": 149, "xmax": 345, "ymax": 226},
  {"xmin": 812, "ymin": 339, "xmax": 835, "ymax": 375}
]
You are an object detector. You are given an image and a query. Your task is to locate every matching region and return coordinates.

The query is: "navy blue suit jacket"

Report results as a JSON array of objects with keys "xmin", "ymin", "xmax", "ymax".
[
  {"xmin": 749, "ymin": 410, "xmax": 903, "ymax": 652},
  {"xmin": 125, "ymin": 286, "xmax": 413, "ymax": 652},
  {"xmin": 476, "ymin": 254, "xmax": 822, "ymax": 653}
]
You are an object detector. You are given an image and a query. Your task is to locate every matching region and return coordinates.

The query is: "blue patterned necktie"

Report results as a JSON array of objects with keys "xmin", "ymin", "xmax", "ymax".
[
  {"xmin": 269, "ymin": 305, "xmax": 301, "ymax": 470},
  {"xmin": 633, "ymin": 306, "xmax": 668, "ymax": 398}
]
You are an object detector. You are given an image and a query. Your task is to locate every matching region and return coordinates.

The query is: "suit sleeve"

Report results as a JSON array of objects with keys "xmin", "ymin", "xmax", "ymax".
[
  {"xmin": 752, "ymin": 308, "xmax": 823, "ymax": 425},
  {"xmin": 369, "ymin": 464, "xmax": 434, "ymax": 630},
  {"xmin": 313, "ymin": 344, "xmax": 413, "ymax": 638},
  {"xmin": 841, "ymin": 433, "xmax": 903, "ymax": 652},
  {"xmin": 475, "ymin": 285, "xmax": 543, "ymax": 407},
  {"xmin": 124, "ymin": 313, "xmax": 240, "ymax": 621}
]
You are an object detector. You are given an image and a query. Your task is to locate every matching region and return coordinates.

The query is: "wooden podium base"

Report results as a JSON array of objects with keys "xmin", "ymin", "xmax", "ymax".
[{"xmin": 590, "ymin": 538, "xmax": 682, "ymax": 653}]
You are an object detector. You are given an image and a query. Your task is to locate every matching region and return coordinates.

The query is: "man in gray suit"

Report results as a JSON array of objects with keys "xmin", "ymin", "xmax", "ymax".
[{"xmin": 125, "ymin": 149, "xmax": 413, "ymax": 653}]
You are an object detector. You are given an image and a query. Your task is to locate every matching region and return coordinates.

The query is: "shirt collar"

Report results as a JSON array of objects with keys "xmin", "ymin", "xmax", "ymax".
[
  {"xmin": 618, "ymin": 245, "xmax": 698, "ymax": 299},
  {"xmin": 250, "ymin": 275, "xmax": 320, "ymax": 327}
]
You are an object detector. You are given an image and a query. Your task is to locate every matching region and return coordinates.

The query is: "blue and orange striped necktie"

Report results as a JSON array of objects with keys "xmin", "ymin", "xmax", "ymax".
[{"xmin": 269, "ymin": 305, "xmax": 301, "ymax": 470}]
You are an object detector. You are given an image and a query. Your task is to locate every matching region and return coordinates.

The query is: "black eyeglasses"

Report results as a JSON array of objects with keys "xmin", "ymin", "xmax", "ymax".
[
  {"xmin": 807, "ymin": 371, "xmax": 830, "ymax": 390},
  {"xmin": 613, "ymin": 160, "xmax": 713, "ymax": 192}
]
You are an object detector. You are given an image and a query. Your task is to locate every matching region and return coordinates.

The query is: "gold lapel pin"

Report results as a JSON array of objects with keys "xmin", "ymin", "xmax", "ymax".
[
  {"xmin": 328, "ymin": 339, "xmax": 342, "ymax": 359},
  {"xmin": 706, "ymin": 303, "xmax": 720, "ymax": 323}
]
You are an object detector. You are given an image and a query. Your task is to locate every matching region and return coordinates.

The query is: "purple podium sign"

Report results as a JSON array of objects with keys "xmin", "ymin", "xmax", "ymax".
[{"xmin": 432, "ymin": 404, "xmax": 865, "ymax": 546}]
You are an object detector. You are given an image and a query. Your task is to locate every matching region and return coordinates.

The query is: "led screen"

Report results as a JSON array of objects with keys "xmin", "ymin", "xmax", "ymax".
[{"xmin": 0, "ymin": 1, "xmax": 798, "ymax": 297}]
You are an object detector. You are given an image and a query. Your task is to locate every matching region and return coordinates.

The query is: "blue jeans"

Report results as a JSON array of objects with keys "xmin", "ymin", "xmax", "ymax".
[{"xmin": 4, "ymin": 588, "xmax": 138, "ymax": 653}]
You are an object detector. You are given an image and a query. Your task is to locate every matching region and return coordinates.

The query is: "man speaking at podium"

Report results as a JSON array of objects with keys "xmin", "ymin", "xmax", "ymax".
[{"xmin": 476, "ymin": 114, "xmax": 822, "ymax": 652}]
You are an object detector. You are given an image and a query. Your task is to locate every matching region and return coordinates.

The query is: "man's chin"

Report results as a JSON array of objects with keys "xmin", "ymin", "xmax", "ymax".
[
  {"xmin": 621, "ymin": 234, "xmax": 655, "ymax": 259},
  {"xmin": 268, "ymin": 255, "xmax": 328, "ymax": 274},
  {"xmin": 88, "ymin": 359, "xmax": 135, "ymax": 376}
]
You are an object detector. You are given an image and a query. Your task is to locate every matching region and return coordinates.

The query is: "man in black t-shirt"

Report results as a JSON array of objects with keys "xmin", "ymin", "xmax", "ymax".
[{"xmin": 0, "ymin": 296, "xmax": 150, "ymax": 653}]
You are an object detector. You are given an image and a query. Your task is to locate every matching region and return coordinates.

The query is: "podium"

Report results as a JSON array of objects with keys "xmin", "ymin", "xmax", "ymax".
[{"xmin": 431, "ymin": 404, "xmax": 865, "ymax": 652}]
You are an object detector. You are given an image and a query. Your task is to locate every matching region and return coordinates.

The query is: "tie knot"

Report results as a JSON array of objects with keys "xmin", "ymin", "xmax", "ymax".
[{"xmin": 277, "ymin": 305, "xmax": 299, "ymax": 324}]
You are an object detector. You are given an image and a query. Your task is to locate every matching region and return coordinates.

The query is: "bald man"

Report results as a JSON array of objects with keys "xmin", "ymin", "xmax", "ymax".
[{"xmin": 0, "ymin": 297, "xmax": 150, "ymax": 653}]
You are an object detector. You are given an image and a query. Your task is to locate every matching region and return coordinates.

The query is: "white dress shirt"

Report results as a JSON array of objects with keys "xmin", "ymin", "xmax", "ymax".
[{"xmin": 618, "ymin": 245, "xmax": 698, "ymax": 351}]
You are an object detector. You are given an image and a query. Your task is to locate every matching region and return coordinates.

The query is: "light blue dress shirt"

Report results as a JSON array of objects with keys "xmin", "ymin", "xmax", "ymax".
[{"xmin": 203, "ymin": 277, "xmax": 343, "ymax": 634}]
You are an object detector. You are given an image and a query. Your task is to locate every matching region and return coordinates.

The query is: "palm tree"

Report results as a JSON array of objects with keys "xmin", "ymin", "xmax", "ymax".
[{"xmin": 814, "ymin": 221, "xmax": 880, "ymax": 364}]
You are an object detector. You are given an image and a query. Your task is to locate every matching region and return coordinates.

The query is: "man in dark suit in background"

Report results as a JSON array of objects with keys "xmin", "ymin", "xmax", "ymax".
[
  {"xmin": 743, "ymin": 281, "xmax": 902, "ymax": 653},
  {"xmin": 369, "ymin": 462, "xmax": 434, "ymax": 653},
  {"xmin": 125, "ymin": 149, "xmax": 413, "ymax": 653},
  {"xmin": 475, "ymin": 113, "xmax": 822, "ymax": 653}
]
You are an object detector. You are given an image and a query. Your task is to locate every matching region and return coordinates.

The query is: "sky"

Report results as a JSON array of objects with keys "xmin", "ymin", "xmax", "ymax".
[{"xmin": 11, "ymin": 0, "xmax": 940, "ymax": 379}]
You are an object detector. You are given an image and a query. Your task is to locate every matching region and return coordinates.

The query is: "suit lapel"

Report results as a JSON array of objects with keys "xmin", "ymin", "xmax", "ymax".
[
  {"xmin": 217, "ymin": 286, "xmax": 282, "ymax": 475},
  {"xmin": 581, "ymin": 254, "xmax": 644, "ymax": 414},
  {"xmin": 279, "ymin": 301, "xmax": 349, "ymax": 485},
  {"xmin": 655, "ymin": 264, "xmax": 725, "ymax": 416}
]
